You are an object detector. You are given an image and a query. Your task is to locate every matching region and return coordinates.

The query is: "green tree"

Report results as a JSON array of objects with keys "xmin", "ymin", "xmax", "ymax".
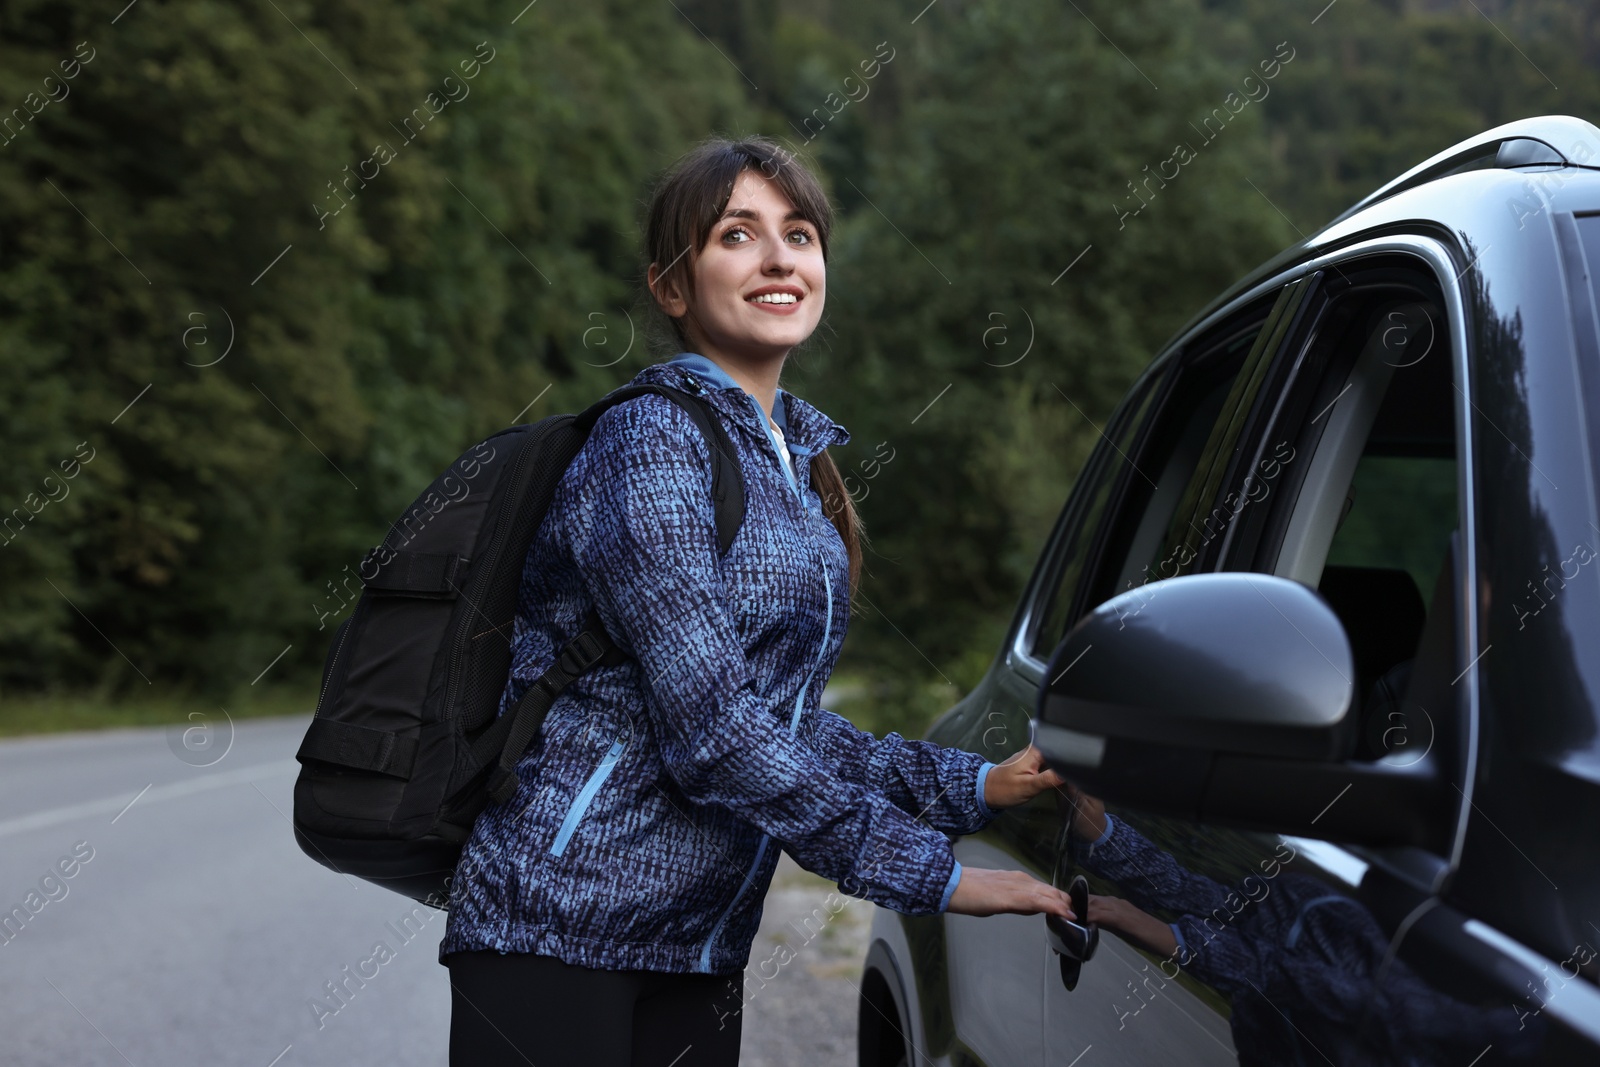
[{"xmin": 0, "ymin": 0, "xmax": 749, "ymax": 702}]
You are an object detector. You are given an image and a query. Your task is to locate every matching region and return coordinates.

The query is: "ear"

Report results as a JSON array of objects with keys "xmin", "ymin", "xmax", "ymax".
[{"xmin": 647, "ymin": 261, "xmax": 689, "ymax": 318}]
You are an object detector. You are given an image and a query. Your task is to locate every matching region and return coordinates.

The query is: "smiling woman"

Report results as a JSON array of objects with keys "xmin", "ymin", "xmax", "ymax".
[{"xmin": 437, "ymin": 135, "xmax": 1073, "ymax": 1067}]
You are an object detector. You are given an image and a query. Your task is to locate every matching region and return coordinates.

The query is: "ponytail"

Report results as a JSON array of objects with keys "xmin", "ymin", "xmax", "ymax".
[{"xmin": 810, "ymin": 448, "xmax": 865, "ymax": 608}]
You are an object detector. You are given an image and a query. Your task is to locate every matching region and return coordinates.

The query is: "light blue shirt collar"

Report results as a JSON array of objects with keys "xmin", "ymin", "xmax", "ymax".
[{"xmin": 667, "ymin": 351, "xmax": 789, "ymax": 438}]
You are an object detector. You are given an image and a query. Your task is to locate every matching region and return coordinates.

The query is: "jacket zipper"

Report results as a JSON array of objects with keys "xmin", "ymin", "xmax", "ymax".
[
  {"xmin": 697, "ymin": 396, "xmax": 836, "ymax": 972},
  {"xmin": 549, "ymin": 726, "xmax": 629, "ymax": 857}
]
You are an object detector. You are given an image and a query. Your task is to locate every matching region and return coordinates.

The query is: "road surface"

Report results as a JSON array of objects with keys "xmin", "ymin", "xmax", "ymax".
[{"xmin": 0, "ymin": 713, "xmax": 871, "ymax": 1065}]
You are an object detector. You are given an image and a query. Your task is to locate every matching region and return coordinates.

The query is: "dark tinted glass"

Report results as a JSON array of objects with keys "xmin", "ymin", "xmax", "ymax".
[{"xmin": 1029, "ymin": 377, "xmax": 1161, "ymax": 659}]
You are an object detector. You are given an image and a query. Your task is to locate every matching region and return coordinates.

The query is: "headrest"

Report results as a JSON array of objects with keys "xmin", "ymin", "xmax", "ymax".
[{"xmin": 1316, "ymin": 565, "xmax": 1427, "ymax": 701}]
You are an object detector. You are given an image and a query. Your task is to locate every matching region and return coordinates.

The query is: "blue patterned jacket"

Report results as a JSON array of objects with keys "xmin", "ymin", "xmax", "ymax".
[{"xmin": 438, "ymin": 352, "xmax": 1000, "ymax": 975}]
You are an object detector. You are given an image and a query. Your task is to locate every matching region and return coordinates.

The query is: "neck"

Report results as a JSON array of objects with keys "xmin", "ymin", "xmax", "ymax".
[{"xmin": 688, "ymin": 345, "xmax": 785, "ymax": 420}]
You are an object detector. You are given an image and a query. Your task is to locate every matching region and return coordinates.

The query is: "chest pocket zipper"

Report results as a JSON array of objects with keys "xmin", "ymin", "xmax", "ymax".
[{"xmin": 549, "ymin": 727, "xmax": 629, "ymax": 857}]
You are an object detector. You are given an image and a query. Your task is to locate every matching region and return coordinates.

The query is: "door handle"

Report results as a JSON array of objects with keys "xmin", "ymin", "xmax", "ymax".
[
  {"xmin": 1046, "ymin": 875, "xmax": 1097, "ymax": 991},
  {"xmin": 1046, "ymin": 875, "xmax": 1098, "ymax": 960}
]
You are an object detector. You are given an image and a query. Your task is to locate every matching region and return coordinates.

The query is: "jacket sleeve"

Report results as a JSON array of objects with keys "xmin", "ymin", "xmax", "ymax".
[
  {"xmin": 1072, "ymin": 814, "xmax": 1271, "ymax": 992},
  {"xmin": 805, "ymin": 708, "xmax": 1000, "ymax": 836},
  {"xmin": 564, "ymin": 395, "xmax": 960, "ymax": 916},
  {"xmin": 1069, "ymin": 813, "xmax": 1232, "ymax": 918}
]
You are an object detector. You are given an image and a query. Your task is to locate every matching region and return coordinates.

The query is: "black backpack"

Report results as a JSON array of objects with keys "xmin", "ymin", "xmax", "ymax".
[{"xmin": 291, "ymin": 383, "xmax": 745, "ymax": 910}]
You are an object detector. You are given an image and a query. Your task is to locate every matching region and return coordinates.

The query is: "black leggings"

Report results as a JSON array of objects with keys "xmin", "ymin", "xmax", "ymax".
[{"xmin": 445, "ymin": 949, "xmax": 744, "ymax": 1066}]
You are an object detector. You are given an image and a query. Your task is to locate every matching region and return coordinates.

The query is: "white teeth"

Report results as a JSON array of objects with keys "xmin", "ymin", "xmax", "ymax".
[{"xmin": 750, "ymin": 293, "xmax": 798, "ymax": 304}]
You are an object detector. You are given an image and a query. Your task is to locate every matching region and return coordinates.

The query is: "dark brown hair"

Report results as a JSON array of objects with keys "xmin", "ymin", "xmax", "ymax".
[{"xmin": 643, "ymin": 135, "xmax": 865, "ymax": 601}]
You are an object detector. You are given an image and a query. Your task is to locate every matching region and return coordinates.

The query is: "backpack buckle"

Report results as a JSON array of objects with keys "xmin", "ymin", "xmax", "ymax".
[{"xmin": 557, "ymin": 627, "xmax": 614, "ymax": 676}]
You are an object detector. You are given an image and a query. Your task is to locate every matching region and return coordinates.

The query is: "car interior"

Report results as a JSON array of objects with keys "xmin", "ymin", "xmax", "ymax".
[{"xmin": 1265, "ymin": 287, "xmax": 1458, "ymax": 763}]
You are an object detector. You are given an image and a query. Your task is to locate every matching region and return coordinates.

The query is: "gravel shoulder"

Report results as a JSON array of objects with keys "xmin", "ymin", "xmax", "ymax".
[{"xmin": 738, "ymin": 852, "xmax": 874, "ymax": 1067}]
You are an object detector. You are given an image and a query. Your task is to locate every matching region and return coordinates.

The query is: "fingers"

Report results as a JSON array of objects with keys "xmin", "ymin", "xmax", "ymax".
[
  {"xmin": 953, "ymin": 867, "xmax": 1080, "ymax": 920},
  {"xmin": 1022, "ymin": 873, "xmax": 1075, "ymax": 921},
  {"xmin": 1085, "ymin": 894, "xmax": 1119, "ymax": 925}
]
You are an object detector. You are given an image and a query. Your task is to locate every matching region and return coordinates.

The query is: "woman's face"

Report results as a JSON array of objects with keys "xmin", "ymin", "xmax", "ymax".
[{"xmin": 654, "ymin": 167, "xmax": 825, "ymax": 363}]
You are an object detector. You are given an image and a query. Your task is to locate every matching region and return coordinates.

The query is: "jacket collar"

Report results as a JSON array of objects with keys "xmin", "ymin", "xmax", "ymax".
[{"xmin": 629, "ymin": 352, "xmax": 852, "ymax": 457}]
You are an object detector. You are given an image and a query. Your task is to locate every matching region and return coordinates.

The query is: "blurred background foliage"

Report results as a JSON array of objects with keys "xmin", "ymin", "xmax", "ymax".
[{"xmin": 1, "ymin": 0, "xmax": 1596, "ymax": 735}]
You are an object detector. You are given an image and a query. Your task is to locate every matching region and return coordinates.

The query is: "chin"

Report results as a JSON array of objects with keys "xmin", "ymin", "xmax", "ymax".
[{"xmin": 729, "ymin": 326, "xmax": 815, "ymax": 354}]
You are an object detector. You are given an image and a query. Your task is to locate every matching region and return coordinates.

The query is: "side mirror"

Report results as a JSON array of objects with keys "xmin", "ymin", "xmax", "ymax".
[{"xmin": 1034, "ymin": 572, "xmax": 1451, "ymax": 850}]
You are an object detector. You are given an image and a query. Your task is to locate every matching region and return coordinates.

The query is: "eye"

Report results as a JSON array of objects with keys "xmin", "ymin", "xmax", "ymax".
[
  {"xmin": 722, "ymin": 225, "xmax": 753, "ymax": 245},
  {"xmin": 786, "ymin": 227, "xmax": 816, "ymax": 245}
]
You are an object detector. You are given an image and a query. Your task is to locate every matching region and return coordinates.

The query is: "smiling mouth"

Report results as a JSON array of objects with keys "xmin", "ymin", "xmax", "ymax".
[{"xmin": 747, "ymin": 292, "xmax": 802, "ymax": 305}]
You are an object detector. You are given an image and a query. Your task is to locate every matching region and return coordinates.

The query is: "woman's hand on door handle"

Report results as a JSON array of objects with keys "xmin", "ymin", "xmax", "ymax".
[{"xmin": 946, "ymin": 866, "xmax": 1077, "ymax": 920}]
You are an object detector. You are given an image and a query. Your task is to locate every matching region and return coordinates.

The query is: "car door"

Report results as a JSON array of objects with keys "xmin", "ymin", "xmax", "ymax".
[
  {"xmin": 1024, "ymin": 279, "xmax": 1350, "ymax": 1062},
  {"xmin": 1075, "ymin": 231, "xmax": 1600, "ymax": 1065},
  {"xmin": 925, "ymin": 291, "xmax": 1256, "ymax": 1066},
  {"xmin": 1032, "ymin": 256, "xmax": 1479, "ymax": 1064}
]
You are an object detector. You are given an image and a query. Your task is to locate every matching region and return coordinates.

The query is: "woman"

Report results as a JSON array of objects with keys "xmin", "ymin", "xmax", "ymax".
[{"xmin": 437, "ymin": 135, "xmax": 1076, "ymax": 1066}]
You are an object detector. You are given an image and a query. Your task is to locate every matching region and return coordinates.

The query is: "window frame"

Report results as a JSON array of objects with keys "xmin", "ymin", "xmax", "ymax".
[
  {"xmin": 1005, "ymin": 287, "xmax": 1284, "ymax": 686},
  {"xmin": 1208, "ymin": 237, "xmax": 1481, "ymax": 889},
  {"xmin": 1013, "ymin": 234, "xmax": 1480, "ymax": 891}
]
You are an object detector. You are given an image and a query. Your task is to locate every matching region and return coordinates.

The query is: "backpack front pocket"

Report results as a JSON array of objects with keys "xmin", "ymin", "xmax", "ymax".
[{"xmin": 549, "ymin": 727, "xmax": 629, "ymax": 857}]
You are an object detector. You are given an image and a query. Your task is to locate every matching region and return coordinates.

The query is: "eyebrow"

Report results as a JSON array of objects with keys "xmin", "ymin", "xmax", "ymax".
[{"xmin": 720, "ymin": 207, "xmax": 811, "ymax": 224}]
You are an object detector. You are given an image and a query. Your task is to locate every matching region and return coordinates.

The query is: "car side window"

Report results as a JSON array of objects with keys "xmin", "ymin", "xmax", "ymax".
[
  {"xmin": 1027, "ymin": 372, "xmax": 1163, "ymax": 660},
  {"xmin": 1201, "ymin": 257, "xmax": 1464, "ymax": 798},
  {"xmin": 1083, "ymin": 325, "xmax": 1262, "ymax": 613},
  {"xmin": 1323, "ymin": 453, "xmax": 1457, "ymax": 607},
  {"xmin": 1254, "ymin": 286, "xmax": 1458, "ymax": 724},
  {"xmin": 1028, "ymin": 292, "xmax": 1281, "ymax": 661}
]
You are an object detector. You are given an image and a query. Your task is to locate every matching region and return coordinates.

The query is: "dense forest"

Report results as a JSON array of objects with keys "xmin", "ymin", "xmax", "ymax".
[{"xmin": 2, "ymin": 0, "xmax": 1597, "ymax": 733}]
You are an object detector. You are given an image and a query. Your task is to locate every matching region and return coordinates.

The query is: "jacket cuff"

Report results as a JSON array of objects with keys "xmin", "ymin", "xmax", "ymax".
[
  {"xmin": 939, "ymin": 860, "xmax": 963, "ymax": 912},
  {"xmin": 975, "ymin": 762, "xmax": 999, "ymax": 820}
]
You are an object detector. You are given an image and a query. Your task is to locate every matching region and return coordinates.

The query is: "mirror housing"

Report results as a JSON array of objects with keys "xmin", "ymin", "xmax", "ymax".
[{"xmin": 1035, "ymin": 572, "xmax": 1453, "ymax": 851}]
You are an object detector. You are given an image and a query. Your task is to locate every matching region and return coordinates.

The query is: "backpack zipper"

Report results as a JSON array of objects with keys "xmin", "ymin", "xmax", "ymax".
[
  {"xmin": 313, "ymin": 611, "xmax": 358, "ymax": 718},
  {"xmin": 549, "ymin": 725, "xmax": 629, "ymax": 857}
]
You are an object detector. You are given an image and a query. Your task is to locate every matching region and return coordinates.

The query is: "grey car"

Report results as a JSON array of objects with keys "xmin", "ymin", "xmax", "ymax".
[{"xmin": 857, "ymin": 114, "xmax": 1600, "ymax": 1066}]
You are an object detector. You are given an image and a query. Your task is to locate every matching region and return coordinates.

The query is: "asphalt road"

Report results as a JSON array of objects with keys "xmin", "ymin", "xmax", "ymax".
[{"xmin": 0, "ymin": 713, "xmax": 869, "ymax": 1066}]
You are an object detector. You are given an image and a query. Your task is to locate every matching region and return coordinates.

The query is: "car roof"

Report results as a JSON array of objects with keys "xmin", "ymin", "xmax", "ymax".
[{"xmin": 1157, "ymin": 115, "xmax": 1600, "ymax": 354}]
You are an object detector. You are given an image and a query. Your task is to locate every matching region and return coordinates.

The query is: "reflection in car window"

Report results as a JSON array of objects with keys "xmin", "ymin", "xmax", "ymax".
[
  {"xmin": 1030, "ymin": 375, "xmax": 1162, "ymax": 660},
  {"xmin": 1031, "ymin": 306, "xmax": 1273, "ymax": 660},
  {"xmin": 1068, "ymin": 800, "xmax": 1538, "ymax": 1064}
]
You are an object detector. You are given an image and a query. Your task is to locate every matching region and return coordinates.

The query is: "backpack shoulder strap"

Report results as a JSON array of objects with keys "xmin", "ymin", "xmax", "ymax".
[
  {"xmin": 574, "ymin": 383, "xmax": 746, "ymax": 558},
  {"xmin": 478, "ymin": 383, "xmax": 747, "ymax": 805}
]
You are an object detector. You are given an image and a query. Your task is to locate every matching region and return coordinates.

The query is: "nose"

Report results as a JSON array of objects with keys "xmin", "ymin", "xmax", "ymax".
[{"xmin": 762, "ymin": 233, "xmax": 796, "ymax": 274}]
